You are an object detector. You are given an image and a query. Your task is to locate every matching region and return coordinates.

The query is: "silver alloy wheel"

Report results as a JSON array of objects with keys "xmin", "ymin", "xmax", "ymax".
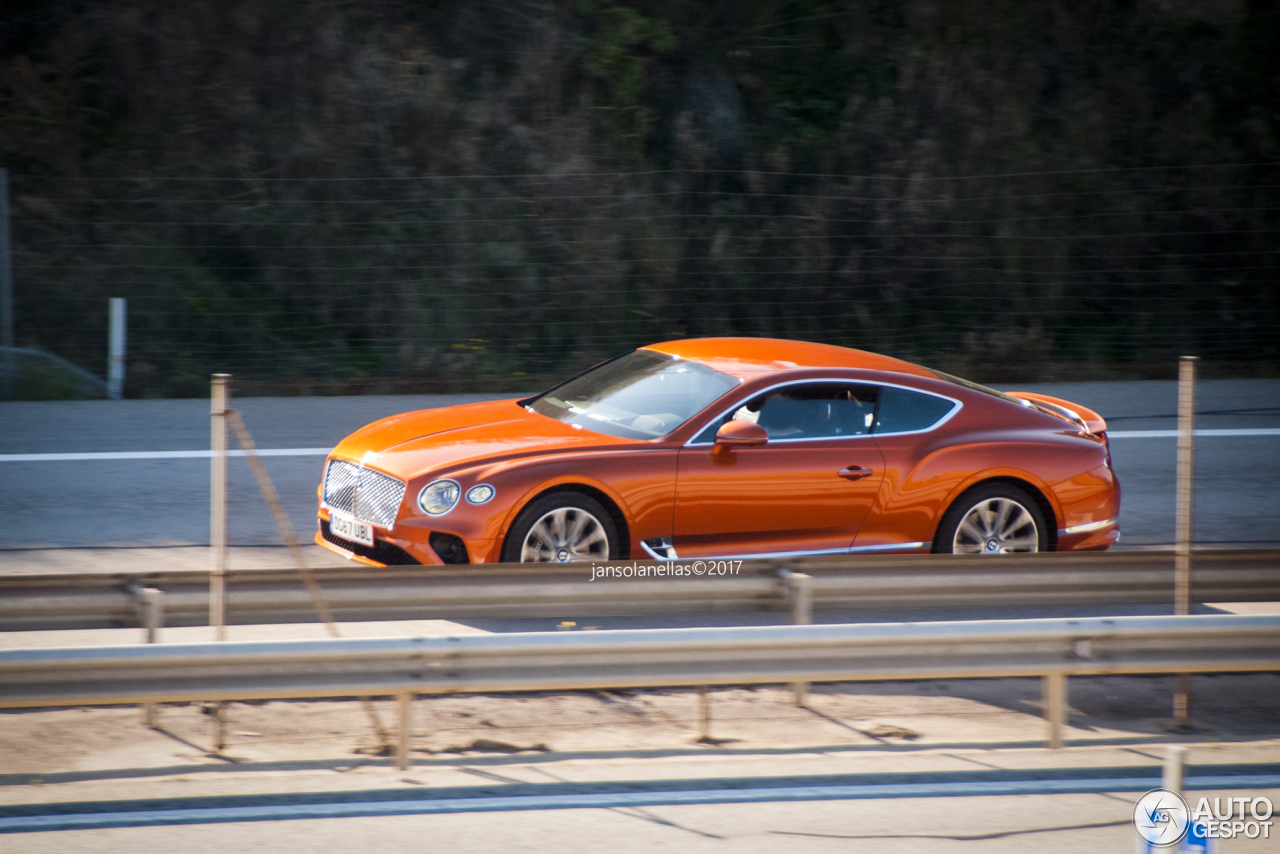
[
  {"xmin": 520, "ymin": 507, "xmax": 611, "ymax": 562},
  {"xmin": 951, "ymin": 497, "xmax": 1040, "ymax": 554}
]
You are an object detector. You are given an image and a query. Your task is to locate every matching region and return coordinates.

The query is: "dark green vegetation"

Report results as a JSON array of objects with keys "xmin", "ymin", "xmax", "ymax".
[{"xmin": 2, "ymin": 1, "xmax": 1277, "ymax": 397}]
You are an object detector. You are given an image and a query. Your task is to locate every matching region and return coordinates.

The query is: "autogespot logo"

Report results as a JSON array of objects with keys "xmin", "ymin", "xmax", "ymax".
[{"xmin": 1134, "ymin": 788, "xmax": 1191, "ymax": 846}]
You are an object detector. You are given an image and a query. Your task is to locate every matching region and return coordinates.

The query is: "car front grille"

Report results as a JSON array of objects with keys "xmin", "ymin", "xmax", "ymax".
[{"xmin": 323, "ymin": 459, "xmax": 406, "ymax": 528}]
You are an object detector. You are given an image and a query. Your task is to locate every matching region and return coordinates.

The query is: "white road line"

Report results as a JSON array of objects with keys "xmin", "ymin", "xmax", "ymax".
[
  {"xmin": 2, "ymin": 774, "xmax": 1278, "ymax": 833},
  {"xmin": 0, "ymin": 448, "xmax": 332, "ymax": 462},
  {"xmin": 1109, "ymin": 428, "xmax": 1280, "ymax": 439}
]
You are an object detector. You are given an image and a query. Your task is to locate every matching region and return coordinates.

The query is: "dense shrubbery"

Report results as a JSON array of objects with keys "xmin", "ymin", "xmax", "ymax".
[{"xmin": 1, "ymin": 1, "xmax": 1277, "ymax": 396}]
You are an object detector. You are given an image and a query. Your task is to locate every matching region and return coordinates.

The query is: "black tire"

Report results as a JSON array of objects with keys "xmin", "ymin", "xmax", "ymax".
[
  {"xmin": 933, "ymin": 483, "xmax": 1049, "ymax": 554},
  {"xmin": 501, "ymin": 492, "xmax": 620, "ymax": 563}
]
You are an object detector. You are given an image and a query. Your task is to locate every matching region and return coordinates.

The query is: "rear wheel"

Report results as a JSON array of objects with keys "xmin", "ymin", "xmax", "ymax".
[
  {"xmin": 934, "ymin": 484, "xmax": 1048, "ymax": 554},
  {"xmin": 502, "ymin": 493, "xmax": 619, "ymax": 563}
]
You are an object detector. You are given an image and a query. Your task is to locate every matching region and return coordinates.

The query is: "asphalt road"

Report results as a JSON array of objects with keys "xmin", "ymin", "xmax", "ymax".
[
  {"xmin": 0, "ymin": 380, "xmax": 1277, "ymax": 552},
  {"xmin": 5, "ymin": 782, "xmax": 1278, "ymax": 853}
]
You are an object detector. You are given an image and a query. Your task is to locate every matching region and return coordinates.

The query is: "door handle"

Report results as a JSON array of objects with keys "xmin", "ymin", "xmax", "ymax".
[{"xmin": 838, "ymin": 466, "xmax": 874, "ymax": 480}]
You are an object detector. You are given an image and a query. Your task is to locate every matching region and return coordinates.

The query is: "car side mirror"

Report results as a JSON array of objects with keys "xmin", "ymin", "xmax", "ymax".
[{"xmin": 714, "ymin": 419, "xmax": 768, "ymax": 449}]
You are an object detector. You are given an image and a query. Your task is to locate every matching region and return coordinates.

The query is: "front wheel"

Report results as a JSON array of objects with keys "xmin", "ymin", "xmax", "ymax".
[
  {"xmin": 501, "ymin": 493, "xmax": 619, "ymax": 563},
  {"xmin": 934, "ymin": 484, "xmax": 1048, "ymax": 554}
]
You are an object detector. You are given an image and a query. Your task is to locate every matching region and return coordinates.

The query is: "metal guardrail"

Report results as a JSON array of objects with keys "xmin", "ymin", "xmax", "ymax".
[
  {"xmin": 6, "ymin": 613, "xmax": 1277, "ymax": 704},
  {"xmin": 1, "ymin": 614, "xmax": 1278, "ymax": 763},
  {"xmin": 1, "ymin": 549, "xmax": 1277, "ymax": 632}
]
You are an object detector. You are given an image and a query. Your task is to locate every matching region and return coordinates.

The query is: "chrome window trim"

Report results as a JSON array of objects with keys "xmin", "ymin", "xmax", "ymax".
[
  {"xmin": 683, "ymin": 377, "xmax": 963, "ymax": 447},
  {"xmin": 1058, "ymin": 517, "xmax": 1118, "ymax": 536}
]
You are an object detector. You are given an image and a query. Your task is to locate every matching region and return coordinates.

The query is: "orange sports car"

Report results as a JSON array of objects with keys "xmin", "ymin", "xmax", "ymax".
[{"xmin": 316, "ymin": 338, "xmax": 1119, "ymax": 566}]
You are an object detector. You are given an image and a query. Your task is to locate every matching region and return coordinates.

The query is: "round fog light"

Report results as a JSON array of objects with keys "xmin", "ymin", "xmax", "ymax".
[{"xmin": 466, "ymin": 484, "xmax": 495, "ymax": 505}]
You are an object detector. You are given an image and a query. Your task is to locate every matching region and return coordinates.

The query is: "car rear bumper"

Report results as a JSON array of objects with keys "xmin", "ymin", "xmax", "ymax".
[{"xmin": 1051, "ymin": 464, "xmax": 1121, "ymax": 551}]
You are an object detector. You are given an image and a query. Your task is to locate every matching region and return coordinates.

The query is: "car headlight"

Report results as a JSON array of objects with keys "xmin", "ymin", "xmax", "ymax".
[
  {"xmin": 466, "ymin": 484, "xmax": 495, "ymax": 505},
  {"xmin": 418, "ymin": 479, "xmax": 460, "ymax": 516}
]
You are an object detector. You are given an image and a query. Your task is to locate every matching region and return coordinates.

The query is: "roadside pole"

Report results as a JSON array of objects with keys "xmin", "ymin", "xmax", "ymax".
[
  {"xmin": 1174, "ymin": 356, "xmax": 1196, "ymax": 725},
  {"xmin": 0, "ymin": 168, "xmax": 14, "ymax": 399},
  {"xmin": 209, "ymin": 374, "xmax": 230, "ymax": 754},
  {"xmin": 210, "ymin": 374, "xmax": 230, "ymax": 641},
  {"xmin": 107, "ymin": 298, "xmax": 126, "ymax": 399},
  {"xmin": 224, "ymin": 409, "xmax": 393, "ymax": 755},
  {"xmin": 1162, "ymin": 745, "xmax": 1186, "ymax": 793}
]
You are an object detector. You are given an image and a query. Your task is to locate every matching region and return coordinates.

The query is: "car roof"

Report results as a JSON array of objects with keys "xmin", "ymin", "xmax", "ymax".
[{"xmin": 643, "ymin": 338, "xmax": 935, "ymax": 380}]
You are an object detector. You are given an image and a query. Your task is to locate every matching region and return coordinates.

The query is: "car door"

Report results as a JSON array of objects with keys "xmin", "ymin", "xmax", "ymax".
[
  {"xmin": 672, "ymin": 382, "xmax": 886, "ymax": 557},
  {"xmin": 850, "ymin": 383, "xmax": 965, "ymax": 551}
]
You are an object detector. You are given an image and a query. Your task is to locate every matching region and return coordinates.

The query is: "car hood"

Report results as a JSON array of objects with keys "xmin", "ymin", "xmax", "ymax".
[{"xmin": 329, "ymin": 399, "xmax": 633, "ymax": 480}]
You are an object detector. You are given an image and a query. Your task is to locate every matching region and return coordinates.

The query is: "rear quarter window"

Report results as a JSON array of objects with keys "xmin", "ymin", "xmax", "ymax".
[{"xmin": 873, "ymin": 387, "xmax": 957, "ymax": 434}]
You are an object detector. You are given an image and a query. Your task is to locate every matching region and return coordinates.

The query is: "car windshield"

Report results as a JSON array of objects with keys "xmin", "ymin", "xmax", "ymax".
[{"xmin": 529, "ymin": 349, "xmax": 740, "ymax": 439}]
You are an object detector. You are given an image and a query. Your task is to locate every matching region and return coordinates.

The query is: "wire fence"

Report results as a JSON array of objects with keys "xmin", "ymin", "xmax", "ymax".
[{"xmin": 7, "ymin": 162, "xmax": 1279, "ymax": 397}]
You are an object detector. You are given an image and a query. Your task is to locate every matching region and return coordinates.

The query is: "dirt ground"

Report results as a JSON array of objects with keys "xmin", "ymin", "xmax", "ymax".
[{"xmin": 3, "ymin": 673, "xmax": 1278, "ymax": 794}]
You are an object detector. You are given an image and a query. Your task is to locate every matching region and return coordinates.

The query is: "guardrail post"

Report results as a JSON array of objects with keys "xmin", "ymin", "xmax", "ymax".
[
  {"xmin": 396, "ymin": 691, "xmax": 417, "ymax": 773},
  {"xmin": 210, "ymin": 374, "xmax": 230, "ymax": 641},
  {"xmin": 397, "ymin": 693, "xmax": 413, "ymax": 771},
  {"xmin": 1174, "ymin": 355, "xmax": 1196, "ymax": 726},
  {"xmin": 698, "ymin": 685, "xmax": 712, "ymax": 742},
  {"xmin": 132, "ymin": 586, "xmax": 163, "ymax": 728},
  {"xmin": 211, "ymin": 702, "xmax": 227, "ymax": 753},
  {"xmin": 789, "ymin": 573, "xmax": 812, "ymax": 706},
  {"xmin": 1043, "ymin": 673, "xmax": 1066, "ymax": 749}
]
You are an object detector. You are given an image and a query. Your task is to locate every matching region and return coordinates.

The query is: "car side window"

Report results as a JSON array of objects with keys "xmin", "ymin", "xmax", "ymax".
[
  {"xmin": 872, "ymin": 386, "xmax": 956, "ymax": 434},
  {"xmin": 693, "ymin": 383, "xmax": 879, "ymax": 442}
]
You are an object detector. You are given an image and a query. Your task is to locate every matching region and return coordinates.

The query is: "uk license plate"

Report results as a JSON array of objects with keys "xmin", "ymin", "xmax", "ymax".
[{"xmin": 330, "ymin": 511, "xmax": 373, "ymax": 547}]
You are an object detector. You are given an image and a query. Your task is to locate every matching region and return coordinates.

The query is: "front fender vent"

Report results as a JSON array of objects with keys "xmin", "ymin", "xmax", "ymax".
[{"xmin": 429, "ymin": 532, "xmax": 470, "ymax": 565}]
